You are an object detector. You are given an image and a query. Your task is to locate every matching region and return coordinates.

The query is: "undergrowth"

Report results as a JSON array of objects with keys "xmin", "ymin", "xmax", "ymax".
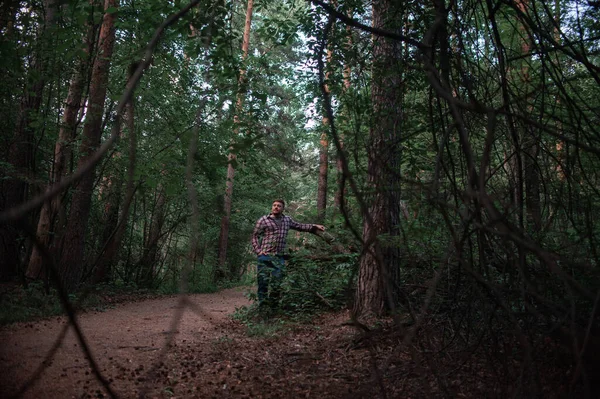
[
  {"xmin": 233, "ymin": 250, "xmax": 357, "ymax": 336},
  {"xmin": 0, "ymin": 281, "xmax": 102, "ymax": 325},
  {"xmin": 0, "ymin": 272, "xmax": 246, "ymax": 326},
  {"xmin": 0, "ymin": 281, "xmax": 157, "ymax": 325}
]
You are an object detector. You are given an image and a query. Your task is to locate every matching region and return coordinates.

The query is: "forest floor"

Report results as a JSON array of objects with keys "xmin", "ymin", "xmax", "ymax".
[{"xmin": 0, "ymin": 286, "xmax": 575, "ymax": 399}]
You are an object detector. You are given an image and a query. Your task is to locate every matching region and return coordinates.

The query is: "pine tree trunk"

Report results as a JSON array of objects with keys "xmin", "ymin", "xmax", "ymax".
[
  {"xmin": 58, "ymin": 0, "xmax": 118, "ymax": 292},
  {"xmin": 354, "ymin": 0, "xmax": 403, "ymax": 317},
  {"xmin": 217, "ymin": 0, "xmax": 253, "ymax": 270},
  {"xmin": 317, "ymin": 131, "xmax": 328, "ymax": 223},
  {"xmin": 516, "ymin": 0, "xmax": 541, "ymax": 232},
  {"xmin": 552, "ymin": 2, "xmax": 566, "ymax": 182},
  {"xmin": 317, "ymin": 46, "xmax": 334, "ymax": 223},
  {"xmin": 93, "ymin": 160, "xmax": 123, "ymax": 283},
  {"xmin": 92, "ymin": 63, "xmax": 137, "ymax": 284},
  {"xmin": 334, "ymin": 22, "xmax": 353, "ymax": 214},
  {"xmin": 27, "ymin": 14, "xmax": 96, "ymax": 280}
]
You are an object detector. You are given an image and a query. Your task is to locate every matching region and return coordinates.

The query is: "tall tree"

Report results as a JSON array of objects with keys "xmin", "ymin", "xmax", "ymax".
[
  {"xmin": 27, "ymin": 7, "xmax": 98, "ymax": 280},
  {"xmin": 316, "ymin": 45, "xmax": 333, "ymax": 223},
  {"xmin": 0, "ymin": 0, "xmax": 57, "ymax": 281},
  {"xmin": 137, "ymin": 181, "xmax": 167, "ymax": 287},
  {"xmin": 217, "ymin": 0, "xmax": 254, "ymax": 270},
  {"xmin": 334, "ymin": 17, "xmax": 353, "ymax": 215},
  {"xmin": 354, "ymin": 0, "xmax": 403, "ymax": 317},
  {"xmin": 57, "ymin": 0, "xmax": 118, "ymax": 292},
  {"xmin": 92, "ymin": 60, "xmax": 139, "ymax": 284},
  {"xmin": 517, "ymin": 0, "xmax": 542, "ymax": 231}
]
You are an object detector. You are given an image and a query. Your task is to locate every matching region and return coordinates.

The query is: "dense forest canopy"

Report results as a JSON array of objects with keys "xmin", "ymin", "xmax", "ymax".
[{"xmin": 1, "ymin": 0, "xmax": 600, "ymax": 395}]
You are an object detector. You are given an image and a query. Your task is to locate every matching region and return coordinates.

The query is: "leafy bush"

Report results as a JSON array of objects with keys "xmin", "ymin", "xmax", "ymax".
[
  {"xmin": 278, "ymin": 251, "xmax": 356, "ymax": 315},
  {"xmin": 0, "ymin": 281, "xmax": 99, "ymax": 325},
  {"xmin": 234, "ymin": 249, "xmax": 358, "ymax": 327},
  {"xmin": 0, "ymin": 282, "xmax": 60, "ymax": 324},
  {"xmin": 0, "ymin": 281, "xmax": 154, "ymax": 325}
]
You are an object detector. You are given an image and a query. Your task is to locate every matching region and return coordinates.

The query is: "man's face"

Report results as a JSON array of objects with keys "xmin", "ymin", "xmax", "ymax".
[{"xmin": 271, "ymin": 201, "xmax": 284, "ymax": 216}]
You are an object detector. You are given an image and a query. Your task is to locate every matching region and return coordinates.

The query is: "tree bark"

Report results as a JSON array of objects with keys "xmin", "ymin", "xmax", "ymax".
[
  {"xmin": 354, "ymin": 0, "xmax": 403, "ymax": 317},
  {"xmin": 317, "ymin": 131, "xmax": 328, "ymax": 223},
  {"xmin": 516, "ymin": 0, "xmax": 542, "ymax": 232},
  {"xmin": 317, "ymin": 45, "xmax": 334, "ymax": 223},
  {"xmin": 93, "ymin": 160, "xmax": 123, "ymax": 283},
  {"xmin": 217, "ymin": 0, "xmax": 253, "ymax": 270},
  {"xmin": 27, "ymin": 11, "xmax": 97, "ymax": 280},
  {"xmin": 92, "ymin": 62, "xmax": 138, "ymax": 284},
  {"xmin": 137, "ymin": 185, "xmax": 166, "ymax": 287},
  {"xmin": 57, "ymin": 0, "xmax": 118, "ymax": 292},
  {"xmin": 334, "ymin": 21, "xmax": 353, "ymax": 214},
  {"xmin": 552, "ymin": 1, "xmax": 566, "ymax": 182}
]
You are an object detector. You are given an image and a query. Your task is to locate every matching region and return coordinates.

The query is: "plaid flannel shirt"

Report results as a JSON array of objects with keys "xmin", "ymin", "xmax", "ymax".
[{"xmin": 252, "ymin": 214, "xmax": 314, "ymax": 255}]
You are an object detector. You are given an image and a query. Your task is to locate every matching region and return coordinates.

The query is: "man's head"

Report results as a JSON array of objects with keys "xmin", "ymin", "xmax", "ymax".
[{"xmin": 271, "ymin": 199, "xmax": 285, "ymax": 216}]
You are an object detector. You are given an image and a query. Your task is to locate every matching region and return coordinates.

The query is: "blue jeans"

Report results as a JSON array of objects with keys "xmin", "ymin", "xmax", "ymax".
[{"xmin": 257, "ymin": 255, "xmax": 285, "ymax": 305}]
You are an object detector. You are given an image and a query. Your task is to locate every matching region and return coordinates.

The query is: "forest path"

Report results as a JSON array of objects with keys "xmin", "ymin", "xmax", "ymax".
[{"xmin": 0, "ymin": 286, "xmax": 251, "ymax": 398}]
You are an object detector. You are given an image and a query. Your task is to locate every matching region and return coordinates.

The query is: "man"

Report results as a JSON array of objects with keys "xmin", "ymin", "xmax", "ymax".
[{"xmin": 251, "ymin": 199, "xmax": 325, "ymax": 307}]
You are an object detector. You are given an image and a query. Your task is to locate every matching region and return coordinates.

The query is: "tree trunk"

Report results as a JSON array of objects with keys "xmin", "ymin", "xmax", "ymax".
[
  {"xmin": 354, "ymin": 0, "xmax": 403, "ymax": 317},
  {"xmin": 552, "ymin": 1, "xmax": 566, "ymax": 182},
  {"xmin": 137, "ymin": 185, "xmax": 166, "ymax": 287},
  {"xmin": 0, "ymin": 0, "xmax": 56, "ymax": 282},
  {"xmin": 57, "ymin": 0, "xmax": 118, "ymax": 292},
  {"xmin": 93, "ymin": 160, "xmax": 123, "ymax": 283},
  {"xmin": 217, "ymin": 0, "xmax": 253, "ymax": 270},
  {"xmin": 516, "ymin": 0, "xmax": 541, "ymax": 232},
  {"xmin": 92, "ymin": 62, "xmax": 138, "ymax": 284},
  {"xmin": 317, "ymin": 45, "xmax": 334, "ymax": 223},
  {"xmin": 27, "ymin": 12, "xmax": 96, "ymax": 280},
  {"xmin": 334, "ymin": 21, "xmax": 353, "ymax": 214},
  {"xmin": 317, "ymin": 133, "xmax": 329, "ymax": 223}
]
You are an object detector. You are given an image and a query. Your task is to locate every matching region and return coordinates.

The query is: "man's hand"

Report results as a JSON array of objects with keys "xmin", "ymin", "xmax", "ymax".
[{"xmin": 313, "ymin": 224, "xmax": 325, "ymax": 232}]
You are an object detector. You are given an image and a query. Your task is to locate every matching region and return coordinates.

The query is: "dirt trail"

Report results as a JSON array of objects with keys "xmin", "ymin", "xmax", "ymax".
[
  {"xmin": 1, "ymin": 286, "xmax": 529, "ymax": 398},
  {"xmin": 0, "ymin": 287, "xmax": 251, "ymax": 398}
]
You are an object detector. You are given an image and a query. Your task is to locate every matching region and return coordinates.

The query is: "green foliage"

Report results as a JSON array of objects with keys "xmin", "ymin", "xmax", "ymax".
[
  {"xmin": 234, "ymin": 238, "xmax": 357, "ymax": 327},
  {"xmin": 278, "ymin": 251, "xmax": 356, "ymax": 315},
  {"xmin": 232, "ymin": 302, "xmax": 290, "ymax": 337},
  {"xmin": 3, "ymin": 0, "xmax": 600, "ymax": 395},
  {"xmin": 0, "ymin": 283, "xmax": 64, "ymax": 325},
  {"xmin": 0, "ymin": 282, "xmax": 111, "ymax": 325}
]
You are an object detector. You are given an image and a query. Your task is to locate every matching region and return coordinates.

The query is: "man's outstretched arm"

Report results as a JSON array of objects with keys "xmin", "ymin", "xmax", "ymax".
[{"xmin": 289, "ymin": 217, "xmax": 325, "ymax": 233}]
